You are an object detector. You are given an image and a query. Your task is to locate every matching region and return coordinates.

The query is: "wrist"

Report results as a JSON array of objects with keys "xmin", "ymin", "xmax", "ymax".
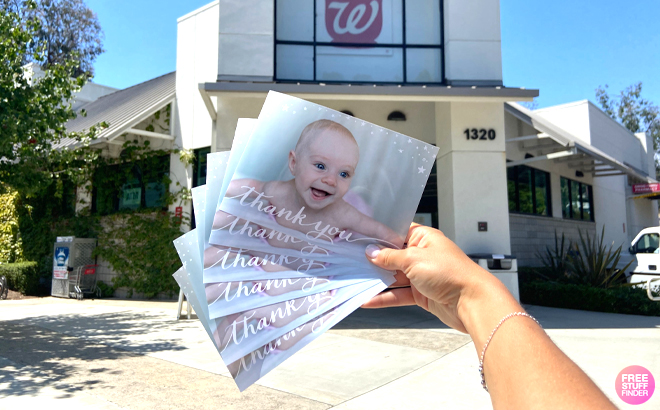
[{"xmin": 456, "ymin": 266, "xmax": 522, "ymax": 348}]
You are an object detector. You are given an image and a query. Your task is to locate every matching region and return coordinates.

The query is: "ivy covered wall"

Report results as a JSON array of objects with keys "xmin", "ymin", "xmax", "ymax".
[{"xmin": 0, "ymin": 187, "xmax": 24, "ymax": 263}]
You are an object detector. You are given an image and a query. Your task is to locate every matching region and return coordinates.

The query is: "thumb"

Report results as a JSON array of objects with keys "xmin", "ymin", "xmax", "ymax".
[{"xmin": 365, "ymin": 244, "xmax": 407, "ymax": 272}]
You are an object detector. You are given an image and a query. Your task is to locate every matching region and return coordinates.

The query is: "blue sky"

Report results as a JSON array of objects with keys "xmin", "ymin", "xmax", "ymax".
[{"xmin": 88, "ymin": 0, "xmax": 660, "ymax": 109}]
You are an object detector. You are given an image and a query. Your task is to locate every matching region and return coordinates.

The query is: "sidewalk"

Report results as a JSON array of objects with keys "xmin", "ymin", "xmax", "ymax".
[{"xmin": 0, "ymin": 297, "xmax": 658, "ymax": 409}]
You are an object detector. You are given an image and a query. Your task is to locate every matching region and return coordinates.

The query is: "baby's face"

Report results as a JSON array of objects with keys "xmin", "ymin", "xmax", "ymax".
[{"xmin": 289, "ymin": 129, "xmax": 359, "ymax": 210}]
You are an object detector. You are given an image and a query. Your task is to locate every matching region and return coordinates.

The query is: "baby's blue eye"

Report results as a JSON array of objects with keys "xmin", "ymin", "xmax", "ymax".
[
  {"xmin": 339, "ymin": 171, "xmax": 349, "ymax": 178},
  {"xmin": 315, "ymin": 163, "xmax": 325, "ymax": 170}
]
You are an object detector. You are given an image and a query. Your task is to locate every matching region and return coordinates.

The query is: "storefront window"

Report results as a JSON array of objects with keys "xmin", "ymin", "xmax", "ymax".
[
  {"xmin": 534, "ymin": 170, "xmax": 549, "ymax": 215},
  {"xmin": 581, "ymin": 183, "xmax": 592, "ymax": 221},
  {"xmin": 560, "ymin": 177, "xmax": 594, "ymax": 221},
  {"xmin": 275, "ymin": 0, "xmax": 444, "ymax": 84},
  {"xmin": 92, "ymin": 156, "xmax": 169, "ymax": 215},
  {"xmin": 561, "ymin": 178, "xmax": 570, "ymax": 218},
  {"xmin": 507, "ymin": 165, "xmax": 551, "ymax": 216},
  {"xmin": 193, "ymin": 147, "xmax": 211, "ymax": 188}
]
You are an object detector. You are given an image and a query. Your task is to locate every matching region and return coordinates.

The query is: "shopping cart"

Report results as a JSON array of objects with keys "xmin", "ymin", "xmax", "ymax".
[{"xmin": 68, "ymin": 264, "xmax": 99, "ymax": 300}]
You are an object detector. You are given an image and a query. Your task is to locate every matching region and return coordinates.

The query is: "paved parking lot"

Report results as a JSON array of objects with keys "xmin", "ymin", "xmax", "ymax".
[{"xmin": 0, "ymin": 297, "xmax": 658, "ymax": 409}]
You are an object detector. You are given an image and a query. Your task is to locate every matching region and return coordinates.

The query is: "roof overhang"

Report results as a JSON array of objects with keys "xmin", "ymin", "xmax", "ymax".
[
  {"xmin": 505, "ymin": 103, "xmax": 656, "ymax": 183},
  {"xmin": 62, "ymin": 72, "xmax": 176, "ymax": 150},
  {"xmin": 199, "ymin": 81, "xmax": 539, "ymax": 120}
]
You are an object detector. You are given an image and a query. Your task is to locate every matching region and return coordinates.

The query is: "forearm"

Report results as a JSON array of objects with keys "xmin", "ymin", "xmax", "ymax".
[{"xmin": 458, "ymin": 273, "xmax": 615, "ymax": 409}]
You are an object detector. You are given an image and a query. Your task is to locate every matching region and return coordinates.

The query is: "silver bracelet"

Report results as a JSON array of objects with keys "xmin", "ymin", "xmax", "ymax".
[{"xmin": 479, "ymin": 312, "xmax": 541, "ymax": 393}]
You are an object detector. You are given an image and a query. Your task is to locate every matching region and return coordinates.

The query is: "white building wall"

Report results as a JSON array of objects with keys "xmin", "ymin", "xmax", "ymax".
[
  {"xmin": 535, "ymin": 101, "xmax": 653, "ymax": 178},
  {"xmin": 587, "ymin": 103, "xmax": 650, "ymax": 174},
  {"xmin": 627, "ymin": 197, "xmax": 659, "ymax": 243},
  {"xmin": 175, "ymin": 2, "xmax": 221, "ymax": 226},
  {"xmin": 443, "ymin": 0, "xmax": 502, "ymax": 84},
  {"xmin": 215, "ymin": 95, "xmax": 265, "ymax": 151},
  {"xmin": 592, "ymin": 176, "xmax": 628, "ymax": 248},
  {"xmin": 217, "ymin": 0, "xmax": 274, "ymax": 79},
  {"xmin": 176, "ymin": 1, "xmax": 220, "ymax": 151},
  {"xmin": 640, "ymin": 132, "xmax": 655, "ymax": 177},
  {"xmin": 72, "ymin": 83, "xmax": 118, "ymax": 110},
  {"xmin": 533, "ymin": 101, "xmax": 592, "ymax": 144},
  {"xmin": 627, "ymin": 131, "xmax": 659, "ymax": 242},
  {"xmin": 436, "ymin": 101, "xmax": 510, "ymax": 254},
  {"xmin": 307, "ymin": 100, "xmax": 437, "ymax": 145}
]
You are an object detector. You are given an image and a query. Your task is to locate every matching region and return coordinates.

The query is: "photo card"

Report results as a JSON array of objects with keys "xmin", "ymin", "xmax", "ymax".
[
  {"xmin": 173, "ymin": 92, "xmax": 437, "ymax": 392},
  {"xmin": 202, "ymin": 117, "xmax": 394, "ymax": 289},
  {"xmin": 209, "ymin": 92, "xmax": 438, "ymax": 272}
]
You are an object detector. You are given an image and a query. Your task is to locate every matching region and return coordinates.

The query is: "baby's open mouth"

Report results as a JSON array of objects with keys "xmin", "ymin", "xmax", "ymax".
[{"xmin": 311, "ymin": 187, "xmax": 332, "ymax": 200}]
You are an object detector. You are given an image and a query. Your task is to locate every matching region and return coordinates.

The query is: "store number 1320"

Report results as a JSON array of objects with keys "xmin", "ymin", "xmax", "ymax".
[{"xmin": 464, "ymin": 128, "xmax": 496, "ymax": 140}]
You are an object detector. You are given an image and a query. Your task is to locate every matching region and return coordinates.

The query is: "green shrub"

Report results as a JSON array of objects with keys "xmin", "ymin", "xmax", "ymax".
[
  {"xmin": 567, "ymin": 228, "xmax": 632, "ymax": 288},
  {"xmin": 0, "ymin": 262, "xmax": 39, "ymax": 295},
  {"xmin": 536, "ymin": 231, "xmax": 570, "ymax": 281},
  {"xmin": 520, "ymin": 281, "xmax": 660, "ymax": 316},
  {"xmin": 95, "ymin": 280, "xmax": 115, "ymax": 298},
  {"xmin": 538, "ymin": 228, "xmax": 631, "ymax": 289}
]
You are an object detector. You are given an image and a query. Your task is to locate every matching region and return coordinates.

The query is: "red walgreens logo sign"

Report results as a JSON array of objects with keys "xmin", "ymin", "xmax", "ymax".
[
  {"xmin": 633, "ymin": 183, "xmax": 660, "ymax": 194},
  {"xmin": 326, "ymin": 0, "xmax": 383, "ymax": 43}
]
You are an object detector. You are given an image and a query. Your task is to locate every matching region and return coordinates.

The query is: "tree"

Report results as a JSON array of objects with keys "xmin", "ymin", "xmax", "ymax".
[
  {"xmin": 1, "ymin": 0, "xmax": 104, "ymax": 77},
  {"xmin": 596, "ymin": 83, "xmax": 660, "ymax": 176},
  {"xmin": 1, "ymin": 2, "xmax": 186, "ymax": 298},
  {"xmin": 0, "ymin": 1, "xmax": 102, "ymax": 197}
]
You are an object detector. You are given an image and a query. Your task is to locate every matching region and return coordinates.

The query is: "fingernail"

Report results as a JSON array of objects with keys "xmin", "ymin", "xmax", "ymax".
[{"xmin": 365, "ymin": 244, "xmax": 380, "ymax": 259}]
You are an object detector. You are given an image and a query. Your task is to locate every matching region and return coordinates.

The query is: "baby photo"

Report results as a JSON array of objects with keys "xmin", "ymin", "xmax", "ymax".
[
  {"xmin": 209, "ymin": 92, "xmax": 439, "ymax": 264},
  {"xmin": 224, "ymin": 119, "xmax": 403, "ymax": 250}
]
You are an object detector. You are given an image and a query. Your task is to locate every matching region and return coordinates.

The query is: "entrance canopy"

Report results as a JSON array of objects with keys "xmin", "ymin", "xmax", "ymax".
[
  {"xmin": 505, "ymin": 103, "xmax": 655, "ymax": 183},
  {"xmin": 630, "ymin": 183, "xmax": 660, "ymax": 200},
  {"xmin": 199, "ymin": 81, "xmax": 539, "ymax": 120}
]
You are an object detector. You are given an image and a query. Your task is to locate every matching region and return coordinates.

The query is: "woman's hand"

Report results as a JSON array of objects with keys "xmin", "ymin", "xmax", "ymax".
[
  {"xmin": 363, "ymin": 224, "xmax": 513, "ymax": 334},
  {"xmin": 363, "ymin": 224, "xmax": 617, "ymax": 409}
]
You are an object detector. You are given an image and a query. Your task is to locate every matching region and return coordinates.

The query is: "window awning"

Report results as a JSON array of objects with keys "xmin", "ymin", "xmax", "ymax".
[
  {"xmin": 505, "ymin": 103, "xmax": 656, "ymax": 183},
  {"xmin": 630, "ymin": 192, "xmax": 660, "ymax": 200},
  {"xmin": 629, "ymin": 183, "xmax": 660, "ymax": 200}
]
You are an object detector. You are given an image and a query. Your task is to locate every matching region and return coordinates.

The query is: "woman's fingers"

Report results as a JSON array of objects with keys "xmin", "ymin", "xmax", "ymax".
[
  {"xmin": 361, "ymin": 287, "xmax": 416, "ymax": 309},
  {"xmin": 365, "ymin": 244, "xmax": 408, "ymax": 272}
]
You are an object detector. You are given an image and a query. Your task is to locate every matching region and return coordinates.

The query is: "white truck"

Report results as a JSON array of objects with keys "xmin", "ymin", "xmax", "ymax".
[{"xmin": 628, "ymin": 227, "xmax": 660, "ymax": 301}]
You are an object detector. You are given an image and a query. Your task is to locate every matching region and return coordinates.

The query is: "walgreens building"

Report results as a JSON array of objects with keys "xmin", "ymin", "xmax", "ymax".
[{"xmin": 70, "ymin": 0, "xmax": 658, "ymax": 295}]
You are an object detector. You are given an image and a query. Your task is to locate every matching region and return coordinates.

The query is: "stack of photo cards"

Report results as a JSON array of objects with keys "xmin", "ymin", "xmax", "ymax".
[{"xmin": 172, "ymin": 92, "xmax": 439, "ymax": 391}]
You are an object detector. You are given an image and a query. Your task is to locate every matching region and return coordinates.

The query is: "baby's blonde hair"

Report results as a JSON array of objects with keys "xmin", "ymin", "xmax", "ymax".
[{"xmin": 295, "ymin": 119, "xmax": 358, "ymax": 155}]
